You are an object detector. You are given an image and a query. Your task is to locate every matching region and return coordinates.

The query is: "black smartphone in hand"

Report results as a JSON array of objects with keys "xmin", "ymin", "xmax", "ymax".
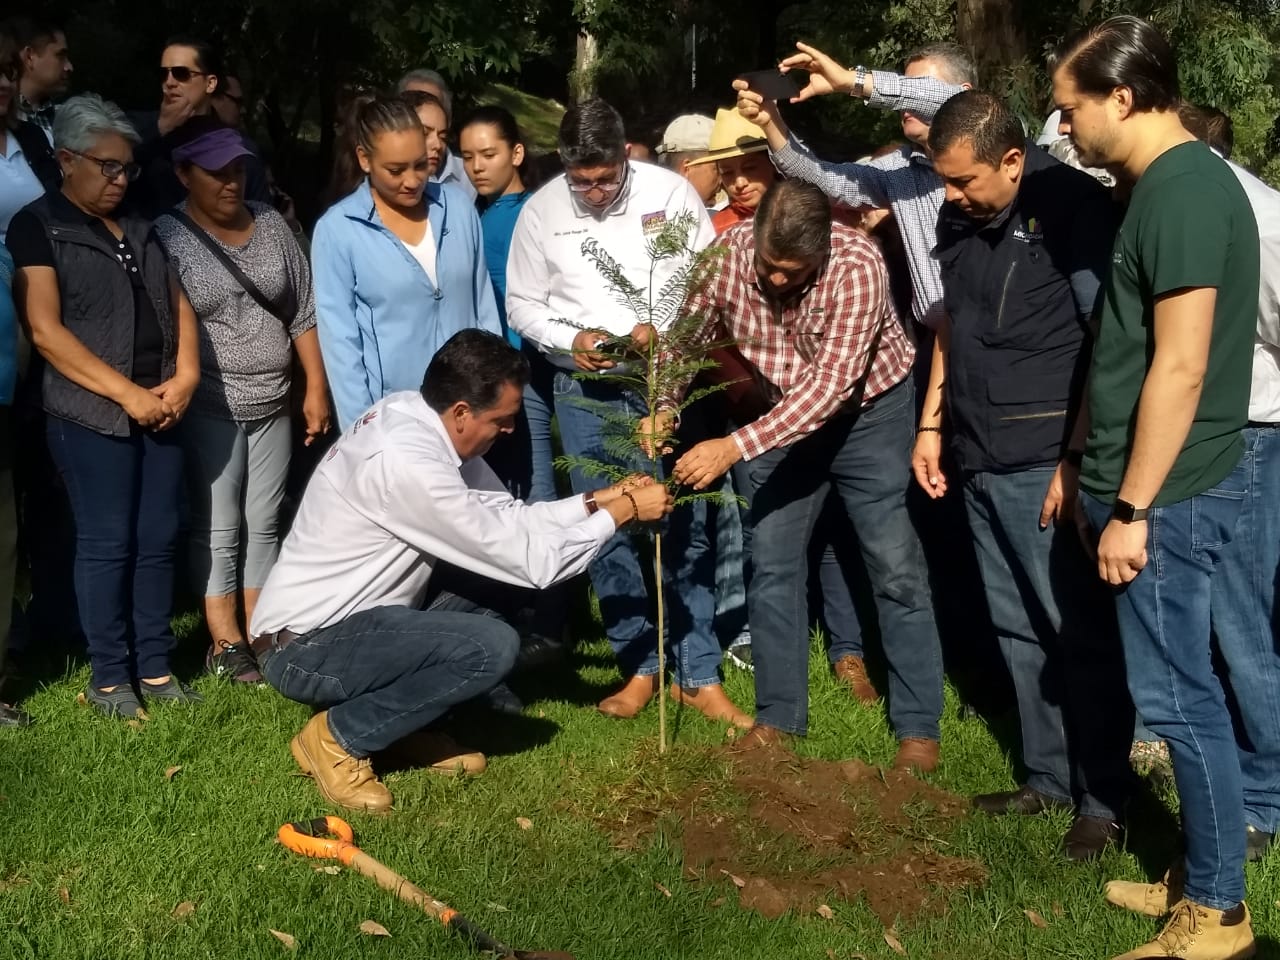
[{"xmin": 739, "ymin": 68, "xmax": 804, "ymax": 101}]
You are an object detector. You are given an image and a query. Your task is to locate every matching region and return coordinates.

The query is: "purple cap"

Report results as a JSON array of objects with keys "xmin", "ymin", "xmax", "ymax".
[{"xmin": 171, "ymin": 127, "xmax": 255, "ymax": 171}]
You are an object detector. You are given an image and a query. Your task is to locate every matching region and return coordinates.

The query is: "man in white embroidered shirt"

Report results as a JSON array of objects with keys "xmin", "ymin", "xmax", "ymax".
[
  {"xmin": 249, "ymin": 331, "xmax": 673, "ymax": 812},
  {"xmin": 506, "ymin": 98, "xmax": 751, "ymax": 727}
]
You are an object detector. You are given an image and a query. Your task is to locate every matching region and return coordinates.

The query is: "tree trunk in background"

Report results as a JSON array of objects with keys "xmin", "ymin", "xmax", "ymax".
[
  {"xmin": 957, "ymin": 0, "xmax": 1027, "ymax": 85},
  {"xmin": 574, "ymin": 29, "xmax": 599, "ymax": 101}
]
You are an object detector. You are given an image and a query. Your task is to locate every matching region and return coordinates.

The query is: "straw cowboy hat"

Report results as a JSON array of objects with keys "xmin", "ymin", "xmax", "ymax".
[{"xmin": 685, "ymin": 107, "xmax": 769, "ymax": 166}]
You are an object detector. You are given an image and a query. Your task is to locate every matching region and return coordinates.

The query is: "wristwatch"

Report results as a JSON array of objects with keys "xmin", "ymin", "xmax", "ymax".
[
  {"xmin": 1112, "ymin": 499, "xmax": 1149, "ymax": 523},
  {"xmin": 584, "ymin": 491, "xmax": 599, "ymax": 515},
  {"xmin": 852, "ymin": 65, "xmax": 869, "ymax": 98}
]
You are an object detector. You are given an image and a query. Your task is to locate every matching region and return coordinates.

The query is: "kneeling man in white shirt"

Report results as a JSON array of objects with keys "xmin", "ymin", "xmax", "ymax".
[{"xmin": 249, "ymin": 330, "xmax": 672, "ymax": 812}]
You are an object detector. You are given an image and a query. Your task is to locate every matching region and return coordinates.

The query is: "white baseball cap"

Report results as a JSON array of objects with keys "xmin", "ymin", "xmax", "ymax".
[{"xmin": 655, "ymin": 114, "xmax": 715, "ymax": 155}]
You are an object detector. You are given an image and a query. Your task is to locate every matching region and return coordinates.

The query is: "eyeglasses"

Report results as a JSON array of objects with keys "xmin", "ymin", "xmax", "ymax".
[
  {"xmin": 567, "ymin": 169, "xmax": 626, "ymax": 194},
  {"xmin": 158, "ymin": 66, "xmax": 206, "ymax": 84},
  {"xmin": 73, "ymin": 151, "xmax": 142, "ymax": 183}
]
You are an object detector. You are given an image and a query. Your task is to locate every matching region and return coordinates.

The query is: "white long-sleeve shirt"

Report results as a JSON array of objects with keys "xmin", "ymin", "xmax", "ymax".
[
  {"xmin": 1225, "ymin": 160, "xmax": 1280, "ymax": 423},
  {"xmin": 505, "ymin": 160, "xmax": 715, "ymax": 370},
  {"xmin": 250, "ymin": 391, "xmax": 616, "ymax": 638}
]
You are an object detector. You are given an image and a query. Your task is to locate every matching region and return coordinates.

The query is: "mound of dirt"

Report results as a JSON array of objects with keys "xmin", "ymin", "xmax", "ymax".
[{"xmin": 607, "ymin": 738, "xmax": 987, "ymax": 926}]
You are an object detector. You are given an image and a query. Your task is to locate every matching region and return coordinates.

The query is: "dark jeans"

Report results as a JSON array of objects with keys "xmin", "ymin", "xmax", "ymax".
[
  {"xmin": 553, "ymin": 371, "xmax": 720, "ymax": 687},
  {"xmin": 965, "ymin": 467, "xmax": 1132, "ymax": 820},
  {"xmin": 737, "ymin": 378, "xmax": 943, "ymax": 738},
  {"xmin": 262, "ymin": 596, "xmax": 520, "ymax": 758},
  {"xmin": 46, "ymin": 416, "xmax": 183, "ymax": 688},
  {"xmin": 1081, "ymin": 452, "xmax": 1249, "ymax": 911},
  {"xmin": 1211, "ymin": 425, "xmax": 1280, "ymax": 834}
]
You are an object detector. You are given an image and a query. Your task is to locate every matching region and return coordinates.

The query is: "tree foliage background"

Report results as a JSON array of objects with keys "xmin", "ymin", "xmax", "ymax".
[{"xmin": 51, "ymin": 0, "xmax": 1280, "ymax": 210}]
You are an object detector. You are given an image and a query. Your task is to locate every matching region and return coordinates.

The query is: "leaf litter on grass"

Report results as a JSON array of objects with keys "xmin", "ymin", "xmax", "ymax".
[{"xmin": 565, "ymin": 737, "xmax": 986, "ymax": 928}]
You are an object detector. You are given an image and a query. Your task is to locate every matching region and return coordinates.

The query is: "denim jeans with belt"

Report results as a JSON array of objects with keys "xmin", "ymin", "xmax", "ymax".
[
  {"xmin": 46, "ymin": 415, "xmax": 183, "ymax": 688},
  {"xmin": 1210, "ymin": 425, "xmax": 1280, "ymax": 835},
  {"xmin": 736, "ymin": 378, "xmax": 942, "ymax": 738},
  {"xmin": 261, "ymin": 596, "xmax": 519, "ymax": 758},
  {"xmin": 553, "ymin": 371, "xmax": 720, "ymax": 688},
  {"xmin": 965, "ymin": 467, "xmax": 1132, "ymax": 820},
  {"xmin": 1081, "ymin": 451, "xmax": 1249, "ymax": 911}
]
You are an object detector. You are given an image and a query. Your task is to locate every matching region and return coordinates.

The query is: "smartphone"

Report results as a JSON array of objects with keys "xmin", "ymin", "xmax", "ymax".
[{"xmin": 739, "ymin": 68, "xmax": 804, "ymax": 101}]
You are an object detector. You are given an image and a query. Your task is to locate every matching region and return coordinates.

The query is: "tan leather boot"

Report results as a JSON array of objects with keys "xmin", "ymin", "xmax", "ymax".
[
  {"xmin": 1110, "ymin": 898, "xmax": 1255, "ymax": 959},
  {"xmin": 1105, "ymin": 860, "xmax": 1185, "ymax": 918},
  {"xmin": 893, "ymin": 737, "xmax": 940, "ymax": 773},
  {"xmin": 290, "ymin": 711, "xmax": 393, "ymax": 813},
  {"xmin": 832, "ymin": 655, "xmax": 880, "ymax": 704},
  {"xmin": 598, "ymin": 674, "xmax": 659, "ymax": 719},
  {"xmin": 381, "ymin": 729, "xmax": 486, "ymax": 776},
  {"xmin": 671, "ymin": 682, "xmax": 753, "ymax": 728}
]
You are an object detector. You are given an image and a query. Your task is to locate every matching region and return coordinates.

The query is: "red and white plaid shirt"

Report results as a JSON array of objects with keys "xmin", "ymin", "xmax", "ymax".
[{"xmin": 678, "ymin": 222, "xmax": 915, "ymax": 460}]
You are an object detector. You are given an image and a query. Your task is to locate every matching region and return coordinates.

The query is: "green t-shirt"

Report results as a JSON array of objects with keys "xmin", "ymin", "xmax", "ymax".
[{"xmin": 1082, "ymin": 141, "xmax": 1258, "ymax": 505}]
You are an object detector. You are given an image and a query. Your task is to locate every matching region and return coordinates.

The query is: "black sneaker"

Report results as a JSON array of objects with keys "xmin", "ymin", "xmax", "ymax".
[
  {"xmin": 1246, "ymin": 824, "xmax": 1274, "ymax": 862},
  {"xmin": 0, "ymin": 702, "xmax": 33, "ymax": 727},
  {"xmin": 138, "ymin": 678, "xmax": 204, "ymax": 704},
  {"xmin": 80, "ymin": 684, "xmax": 147, "ymax": 719},
  {"xmin": 205, "ymin": 640, "xmax": 263, "ymax": 683},
  {"xmin": 516, "ymin": 633, "xmax": 566, "ymax": 671},
  {"xmin": 725, "ymin": 632, "xmax": 753, "ymax": 672}
]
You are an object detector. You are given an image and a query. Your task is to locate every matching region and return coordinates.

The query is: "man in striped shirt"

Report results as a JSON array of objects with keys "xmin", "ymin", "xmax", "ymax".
[{"xmin": 666, "ymin": 180, "xmax": 944, "ymax": 771}]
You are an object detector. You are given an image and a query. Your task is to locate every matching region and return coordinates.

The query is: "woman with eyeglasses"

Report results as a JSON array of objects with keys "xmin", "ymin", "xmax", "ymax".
[
  {"xmin": 312, "ymin": 95, "xmax": 500, "ymax": 429},
  {"xmin": 4, "ymin": 94, "xmax": 202, "ymax": 718}
]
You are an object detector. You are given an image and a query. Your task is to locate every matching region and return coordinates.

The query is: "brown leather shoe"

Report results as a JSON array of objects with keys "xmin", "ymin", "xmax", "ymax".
[
  {"xmin": 598, "ymin": 674, "xmax": 659, "ymax": 719},
  {"xmin": 893, "ymin": 737, "xmax": 940, "ymax": 773},
  {"xmin": 832, "ymin": 655, "xmax": 880, "ymax": 704},
  {"xmin": 730, "ymin": 724, "xmax": 793, "ymax": 752},
  {"xmin": 379, "ymin": 729, "xmax": 487, "ymax": 776},
  {"xmin": 290, "ymin": 711, "xmax": 393, "ymax": 813},
  {"xmin": 671, "ymin": 682, "xmax": 753, "ymax": 728}
]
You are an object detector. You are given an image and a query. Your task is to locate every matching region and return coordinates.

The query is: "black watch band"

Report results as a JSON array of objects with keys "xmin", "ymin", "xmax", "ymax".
[{"xmin": 1112, "ymin": 499, "xmax": 1149, "ymax": 523}]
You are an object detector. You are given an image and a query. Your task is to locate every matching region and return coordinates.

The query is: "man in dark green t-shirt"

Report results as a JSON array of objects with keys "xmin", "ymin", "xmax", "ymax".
[{"xmin": 1053, "ymin": 14, "xmax": 1259, "ymax": 960}]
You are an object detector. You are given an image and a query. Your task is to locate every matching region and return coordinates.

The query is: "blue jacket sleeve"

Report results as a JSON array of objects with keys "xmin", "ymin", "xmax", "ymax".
[
  {"xmin": 469, "ymin": 207, "xmax": 502, "ymax": 337},
  {"xmin": 311, "ymin": 215, "xmax": 376, "ymax": 429}
]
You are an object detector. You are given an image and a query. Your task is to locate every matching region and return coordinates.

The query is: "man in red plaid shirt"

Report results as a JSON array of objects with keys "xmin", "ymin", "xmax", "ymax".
[{"xmin": 667, "ymin": 180, "xmax": 944, "ymax": 770}]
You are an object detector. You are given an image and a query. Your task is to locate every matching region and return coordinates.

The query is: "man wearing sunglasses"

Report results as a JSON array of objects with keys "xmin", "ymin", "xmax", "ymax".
[
  {"xmin": 506, "ymin": 99, "xmax": 751, "ymax": 727},
  {"xmin": 128, "ymin": 37, "xmax": 269, "ymax": 218}
]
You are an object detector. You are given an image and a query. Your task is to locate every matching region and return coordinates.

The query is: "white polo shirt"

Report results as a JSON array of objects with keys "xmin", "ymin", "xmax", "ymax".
[
  {"xmin": 250, "ymin": 391, "xmax": 617, "ymax": 638},
  {"xmin": 505, "ymin": 160, "xmax": 715, "ymax": 369},
  {"xmin": 1225, "ymin": 159, "xmax": 1280, "ymax": 424}
]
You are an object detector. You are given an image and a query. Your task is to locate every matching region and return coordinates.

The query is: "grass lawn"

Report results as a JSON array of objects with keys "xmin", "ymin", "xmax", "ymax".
[{"xmin": 2, "ymin": 624, "xmax": 1280, "ymax": 960}]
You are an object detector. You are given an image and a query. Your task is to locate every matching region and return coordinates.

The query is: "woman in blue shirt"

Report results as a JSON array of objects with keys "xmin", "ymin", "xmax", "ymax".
[{"xmin": 311, "ymin": 96, "xmax": 500, "ymax": 429}]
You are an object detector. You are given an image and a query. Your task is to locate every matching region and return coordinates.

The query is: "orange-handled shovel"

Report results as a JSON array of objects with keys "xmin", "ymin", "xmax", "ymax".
[{"xmin": 278, "ymin": 817, "xmax": 574, "ymax": 960}]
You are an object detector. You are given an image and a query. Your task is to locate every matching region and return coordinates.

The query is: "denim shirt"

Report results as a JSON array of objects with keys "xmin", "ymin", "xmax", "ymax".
[{"xmin": 311, "ymin": 181, "xmax": 501, "ymax": 429}]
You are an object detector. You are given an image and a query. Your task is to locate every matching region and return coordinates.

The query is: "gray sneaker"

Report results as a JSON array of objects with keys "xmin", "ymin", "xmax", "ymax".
[
  {"xmin": 81, "ymin": 684, "xmax": 147, "ymax": 719},
  {"xmin": 726, "ymin": 631, "xmax": 753, "ymax": 672},
  {"xmin": 138, "ymin": 678, "xmax": 204, "ymax": 704}
]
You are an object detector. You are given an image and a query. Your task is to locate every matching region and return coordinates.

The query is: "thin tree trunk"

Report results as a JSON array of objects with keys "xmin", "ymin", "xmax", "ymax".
[{"xmin": 956, "ymin": 0, "xmax": 1027, "ymax": 86}]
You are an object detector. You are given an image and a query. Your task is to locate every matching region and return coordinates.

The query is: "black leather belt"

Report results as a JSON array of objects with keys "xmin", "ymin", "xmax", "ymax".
[{"xmin": 249, "ymin": 628, "xmax": 301, "ymax": 660}]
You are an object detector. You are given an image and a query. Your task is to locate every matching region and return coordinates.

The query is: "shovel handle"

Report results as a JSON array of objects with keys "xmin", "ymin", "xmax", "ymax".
[{"xmin": 278, "ymin": 816, "xmax": 361, "ymax": 865}]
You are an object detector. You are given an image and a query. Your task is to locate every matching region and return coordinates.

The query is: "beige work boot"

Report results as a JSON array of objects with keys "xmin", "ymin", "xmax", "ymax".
[
  {"xmin": 290, "ymin": 711, "xmax": 393, "ymax": 813},
  {"xmin": 1110, "ymin": 898, "xmax": 1255, "ymax": 960},
  {"xmin": 381, "ymin": 729, "xmax": 487, "ymax": 776},
  {"xmin": 1105, "ymin": 860, "xmax": 1185, "ymax": 918}
]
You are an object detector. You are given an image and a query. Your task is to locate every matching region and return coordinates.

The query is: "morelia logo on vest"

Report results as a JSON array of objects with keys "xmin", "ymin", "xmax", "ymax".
[
  {"xmin": 641, "ymin": 211, "xmax": 668, "ymax": 237},
  {"xmin": 1013, "ymin": 216, "xmax": 1044, "ymax": 244}
]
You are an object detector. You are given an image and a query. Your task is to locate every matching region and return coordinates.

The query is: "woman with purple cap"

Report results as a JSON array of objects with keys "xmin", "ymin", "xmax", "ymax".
[{"xmin": 154, "ymin": 120, "xmax": 329, "ymax": 684}]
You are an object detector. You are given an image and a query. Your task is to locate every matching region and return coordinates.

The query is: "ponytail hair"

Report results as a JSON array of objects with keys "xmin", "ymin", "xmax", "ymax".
[
  {"xmin": 353, "ymin": 95, "xmax": 423, "ymax": 154},
  {"xmin": 457, "ymin": 105, "xmax": 539, "ymax": 198},
  {"xmin": 322, "ymin": 94, "xmax": 424, "ymax": 209}
]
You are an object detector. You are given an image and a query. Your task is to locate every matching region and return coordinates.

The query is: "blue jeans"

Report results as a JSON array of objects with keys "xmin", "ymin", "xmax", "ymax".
[
  {"xmin": 553, "ymin": 371, "xmax": 721, "ymax": 687},
  {"xmin": 1081, "ymin": 454, "xmax": 1249, "ymax": 911},
  {"xmin": 262, "ymin": 601, "xmax": 519, "ymax": 757},
  {"xmin": 965, "ymin": 468, "xmax": 1132, "ymax": 820},
  {"xmin": 737, "ymin": 378, "xmax": 942, "ymax": 738},
  {"xmin": 46, "ymin": 416, "xmax": 184, "ymax": 688},
  {"xmin": 1211, "ymin": 425, "xmax": 1280, "ymax": 834}
]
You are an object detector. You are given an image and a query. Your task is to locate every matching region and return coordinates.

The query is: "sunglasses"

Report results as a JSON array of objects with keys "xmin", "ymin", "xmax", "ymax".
[
  {"xmin": 158, "ymin": 66, "xmax": 207, "ymax": 84},
  {"xmin": 73, "ymin": 151, "xmax": 142, "ymax": 183}
]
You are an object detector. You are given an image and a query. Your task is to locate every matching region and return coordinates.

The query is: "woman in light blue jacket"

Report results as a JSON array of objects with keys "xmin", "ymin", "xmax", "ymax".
[{"xmin": 312, "ymin": 96, "xmax": 500, "ymax": 429}]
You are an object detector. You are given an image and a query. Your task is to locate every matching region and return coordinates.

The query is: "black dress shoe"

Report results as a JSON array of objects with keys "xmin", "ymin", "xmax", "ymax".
[
  {"xmin": 515, "ymin": 634, "xmax": 566, "ymax": 671},
  {"xmin": 1246, "ymin": 824, "xmax": 1274, "ymax": 862},
  {"xmin": 972, "ymin": 785, "xmax": 1072, "ymax": 816},
  {"xmin": 1061, "ymin": 815, "xmax": 1123, "ymax": 861},
  {"xmin": 0, "ymin": 702, "xmax": 34, "ymax": 727},
  {"xmin": 485, "ymin": 682, "xmax": 524, "ymax": 716}
]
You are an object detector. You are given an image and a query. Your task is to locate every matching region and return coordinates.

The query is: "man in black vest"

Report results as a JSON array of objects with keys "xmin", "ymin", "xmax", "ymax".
[{"xmin": 911, "ymin": 90, "xmax": 1134, "ymax": 860}]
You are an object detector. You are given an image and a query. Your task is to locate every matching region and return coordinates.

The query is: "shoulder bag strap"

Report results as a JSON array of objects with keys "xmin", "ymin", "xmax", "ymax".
[{"xmin": 171, "ymin": 209, "xmax": 294, "ymax": 331}]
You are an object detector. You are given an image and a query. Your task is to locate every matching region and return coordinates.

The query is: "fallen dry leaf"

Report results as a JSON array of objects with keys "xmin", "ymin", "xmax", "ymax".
[
  {"xmin": 816, "ymin": 904, "xmax": 835, "ymax": 920},
  {"xmin": 515, "ymin": 817, "xmax": 533, "ymax": 831},
  {"xmin": 719, "ymin": 869, "xmax": 746, "ymax": 889},
  {"xmin": 126, "ymin": 719, "xmax": 144, "ymax": 731},
  {"xmin": 1024, "ymin": 909, "xmax": 1049, "ymax": 929},
  {"xmin": 313, "ymin": 865, "xmax": 342, "ymax": 876},
  {"xmin": 1052, "ymin": 901, "xmax": 1064, "ymax": 917},
  {"xmin": 164, "ymin": 766, "xmax": 183, "ymax": 781},
  {"xmin": 485, "ymin": 902, "xmax": 510, "ymax": 913},
  {"xmin": 359, "ymin": 920, "xmax": 391, "ymax": 937},
  {"xmin": 655, "ymin": 882, "xmax": 672, "ymax": 898},
  {"xmin": 883, "ymin": 928, "xmax": 907, "ymax": 956},
  {"xmin": 269, "ymin": 929, "xmax": 298, "ymax": 950},
  {"xmin": 57, "ymin": 887, "xmax": 70, "ymax": 905},
  {"xmin": 708, "ymin": 897, "xmax": 727, "ymax": 908},
  {"xmin": 172, "ymin": 901, "xmax": 196, "ymax": 920},
  {"xmin": 826, "ymin": 950, "xmax": 838, "ymax": 960}
]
